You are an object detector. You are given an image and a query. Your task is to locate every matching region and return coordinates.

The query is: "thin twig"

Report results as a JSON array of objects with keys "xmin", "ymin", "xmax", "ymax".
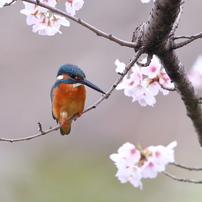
[
  {"xmin": 21, "ymin": 0, "xmax": 135, "ymax": 48},
  {"xmin": 0, "ymin": 50, "xmax": 143, "ymax": 143},
  {"xmin": 0, "ymin": 114, "xmax": 78, "ymax": 143},
  {"xmin": 4, "ymin": 0, "xmax": 16, "ymax": 6},
  {"xmin": 170, "ymin": 162, "xmax": 202, "ymax": 171},
  {"xmin": 173, "ymin": 32, "xmax": 202, "ymax": 49},
  {"xmin": 163, "ymin": 171, "xmax": 202, "ymax": 184},
  {"xmin": 174, "ymin": 32, "xmax": 202, "ymax": 40},
  {"xmin": 38, "ymin": 122, "xmax": 43, "ymax": 133}
]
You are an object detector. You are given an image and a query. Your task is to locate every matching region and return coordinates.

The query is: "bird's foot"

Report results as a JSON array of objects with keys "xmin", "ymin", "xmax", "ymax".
[
  {"xmin": 61, "ymin": 122, "xmax": 67, "ymax": 127},
  {"xmin": 77, "ymin": 112, "xmax": 82, "ymax": 117},
  {"xmin": 74, "ymin": 112, "xmax": 82, "ymax": 121}
]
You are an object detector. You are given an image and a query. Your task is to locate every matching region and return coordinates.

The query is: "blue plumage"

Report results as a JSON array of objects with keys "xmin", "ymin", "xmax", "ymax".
[{"xmin": 57, "ymin": 63, "xmax": 86, "ymax": 78}]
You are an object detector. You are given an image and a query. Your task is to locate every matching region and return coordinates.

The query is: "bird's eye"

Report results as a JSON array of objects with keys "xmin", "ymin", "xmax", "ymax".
[
  {"xmin": 69, "ymin": 74, "xmax": 81, "ymax": 80},
  {"xmin": 69, "ymin": 74, "xmax": 76, "ymax": 79}
]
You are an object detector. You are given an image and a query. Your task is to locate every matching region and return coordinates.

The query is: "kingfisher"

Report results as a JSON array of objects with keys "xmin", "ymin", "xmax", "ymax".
[{"xmin": 51, "ymin": 63, "xmax": 105, "ymax": 135}]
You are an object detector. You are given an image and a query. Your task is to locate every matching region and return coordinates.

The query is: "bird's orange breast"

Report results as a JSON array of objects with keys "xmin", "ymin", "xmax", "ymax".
[{"xmin": 52, "ymin": 82, "xmax": 86, "ymax": 124}]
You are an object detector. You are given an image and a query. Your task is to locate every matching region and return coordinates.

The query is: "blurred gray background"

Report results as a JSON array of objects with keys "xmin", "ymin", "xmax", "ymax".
[{"xmin": 0, "ymin": 0, "xmax": 202, "ymax": 201}]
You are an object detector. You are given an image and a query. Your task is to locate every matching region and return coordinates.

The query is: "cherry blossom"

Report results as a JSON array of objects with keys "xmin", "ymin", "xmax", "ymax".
[
  {"xmin": 141, "ymin": 141, "xmax": 177, "ymax": 178},
  {"xmin": 115, "ymin": 59, "xmax": 126, "ymax": 74},
  {"xmin": 133, "ymin": 86, "xmax": 156, "ymax": 106},
  {"xmin": 110, "ymin": 141, "xmax": 177, "ymax": 189},
  {"xmin": 21, "ymin": 1, "xmax": 70, "ymax": 36},
  {"xmin": 115, "ymin": 55, "xmax": 174, "ymax": 106},
  {"xmin": 141, "ymin": 57, "xmax": 161, "ymax": 78},
  {"xmin": 65, "ymin": 0, "xmax": 84, "ymax": 16},
  {"xmin": 131, "ymin": 65, "xmax": 143, "ymax": 82},
  {"xmin": 110, "ymin": 143, "xmax": 143, "ymax": 189}
]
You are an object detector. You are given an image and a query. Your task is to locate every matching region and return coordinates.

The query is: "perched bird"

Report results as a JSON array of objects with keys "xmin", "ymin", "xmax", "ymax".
[{"xmin": 51, "ymin": 63, "xmax": 105, "ymax": 135}]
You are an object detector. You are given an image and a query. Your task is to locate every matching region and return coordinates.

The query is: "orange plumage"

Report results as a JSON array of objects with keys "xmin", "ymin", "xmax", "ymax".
[
  {"xmin": 51, "ymin": 64, "xmax": 105, "ymax": 135},
  {"xmin": 51, "ymin": 75, "xmax": 86, "ymax": 135}
]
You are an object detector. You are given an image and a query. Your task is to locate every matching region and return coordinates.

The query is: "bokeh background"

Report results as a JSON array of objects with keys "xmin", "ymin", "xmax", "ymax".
[{"xmin": 0, "ymin": 1, "xmax": 202, "ymax": 201}]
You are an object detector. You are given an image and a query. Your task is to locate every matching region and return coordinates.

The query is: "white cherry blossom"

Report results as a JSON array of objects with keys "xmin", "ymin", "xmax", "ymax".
[
  {"xmin": 115, "ymin": 55, "xmax": 174, "ymax": 106},
  {"xmin": 65, "ymin": 0, "xmax": 84, "ymax": 16}
]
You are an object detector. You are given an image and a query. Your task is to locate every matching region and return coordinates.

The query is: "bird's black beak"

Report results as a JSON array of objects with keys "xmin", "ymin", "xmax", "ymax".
[{"xmin": 78, "ymin": 78, "xmax": 105, "ymax": 94}]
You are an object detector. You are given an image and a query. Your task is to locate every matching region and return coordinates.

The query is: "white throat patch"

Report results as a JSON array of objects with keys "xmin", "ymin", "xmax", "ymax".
[
  {"xmin": 57, "ymin": 75, "xmax": 63, "ymax": 80},
  {"xmin": 73, "ymin": 83, "xmax": 83, "ymax": 88}
]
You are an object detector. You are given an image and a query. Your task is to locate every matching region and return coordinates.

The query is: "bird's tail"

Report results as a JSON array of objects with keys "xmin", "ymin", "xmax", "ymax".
[{"xmin": 60, "ymin": 121, "xmax": 72, "ymax": 135}]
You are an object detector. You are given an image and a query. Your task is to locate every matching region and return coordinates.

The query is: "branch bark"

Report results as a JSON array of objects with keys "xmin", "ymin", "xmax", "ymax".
[{"xmin": 132, "ymin": 0, "xmax": 202, "ymax": 146}]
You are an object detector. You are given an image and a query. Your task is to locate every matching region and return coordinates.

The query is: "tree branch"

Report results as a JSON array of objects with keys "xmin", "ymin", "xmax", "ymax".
[
  {"xmin": 0, "ymin": 50, "xmax": 143, "ymax": 143},
  {"xmin": 4, "ymin": 0, "xmax": 16, "ymax": 6},
  {"xmin": 132, "ymin": 0, "xmax": 202, "ymax": 147},
  {"xmin": 163, "ymin": 171, "xmax": 202, "ymax": 184},
  {"xmin": 170, "ymin": 162, "xmax": 202, "ymax": 171},
  {"xmin": 21, "ymin": 0, "xmax": 135, "ymax": 48},
  {"xmin": 173, "ymin": 32, "xmax": 202, "ymax": 49}
]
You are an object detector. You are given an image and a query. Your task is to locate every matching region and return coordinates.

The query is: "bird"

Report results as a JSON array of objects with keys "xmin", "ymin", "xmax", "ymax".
[{"xmin": 50, "ymin": 63, "xmax": 105, "ymax": 135}]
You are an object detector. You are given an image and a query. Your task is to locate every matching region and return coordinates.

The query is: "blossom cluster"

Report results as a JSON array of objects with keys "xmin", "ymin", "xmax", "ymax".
[
  {"xmin": 110, "ymin": 141, "xmax": 177, "ymax": 189},
  {"xmin": 188, "ymin": 55, "xmax": 202, "ymax": 90},
  {"xmin": 115, "ymin": 56, "xmax": 174, "ymax": 107},
  {"xmin": 19, "ymin": 0, "xmax": 84, "ymax": 36}
]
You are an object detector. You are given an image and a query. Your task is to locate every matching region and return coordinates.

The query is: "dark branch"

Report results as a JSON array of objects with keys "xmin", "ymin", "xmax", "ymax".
[
  {"xmin": 4, "ymin": 0, "xmax": 16, "ymax": 6},
  {"xmin": 38, "ymin": 122, "xmax": 44, "ymax": 133},
  {"xmin": 132, "ymin": 0, "xmax": 202, "ymax": 146}
]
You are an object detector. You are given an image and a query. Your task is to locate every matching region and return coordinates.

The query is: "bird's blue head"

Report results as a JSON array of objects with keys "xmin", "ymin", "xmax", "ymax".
[
  {"xmin": 52, "ymin": 63, "xmax": 105, "ymax": 94},
  {"xmin": 57, "ymin": 63, "xmax": 86, "ymax": 80}
]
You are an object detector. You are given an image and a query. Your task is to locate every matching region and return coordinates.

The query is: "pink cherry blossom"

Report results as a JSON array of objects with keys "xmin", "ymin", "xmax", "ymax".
[
  {"xmin": 144, "ymin": 80, "xmax": 161, "ymax": 96},
  {"xmin": 141, "ymin": 55, "xmax": 161, "ymax": 79},
  {"xmin": 110, "ymin": 142, "xmax": 142, "ymax": 189},
  {"xmin": 131, "ymin": 65, "xmax": 142, "ymax": 83},
  {"xmin": 158, "ymin": 68, "xmax": 175, "ymax": 95},
  {"xmin": 141, "ymin": 160, "xmax": 162, "ymax": 178},
  {"xmin": 110, "ymin": 141, "xmax": 177, "ymax": 189},
  {"xmin": 147, "ymin": 141, "xmax": 177, "ymax": 165},
  {"xmin": 141, "ymin": 141, "xmax": 177, "ymax": 178},
  {"xmin": 110, "ymin": 142, "xmax": 141, "ymax": 169},
  {"xmin": 115, "ymin": 55, "xmax": 173, "ymax": 106}
]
